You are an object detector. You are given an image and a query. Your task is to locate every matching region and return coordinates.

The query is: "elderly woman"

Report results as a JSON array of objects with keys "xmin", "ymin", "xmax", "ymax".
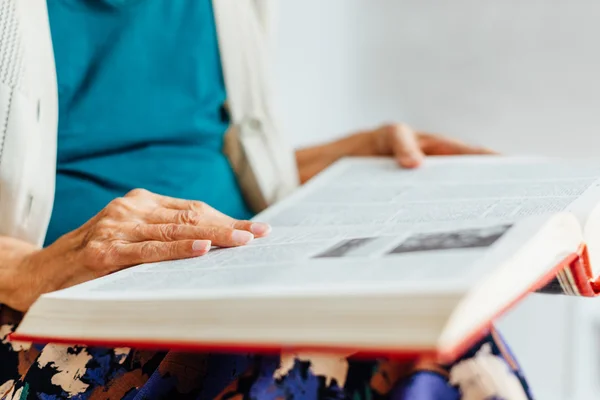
[{"xmin": 0, "ymin": 0, "xmax": 532, "ymax": 399}]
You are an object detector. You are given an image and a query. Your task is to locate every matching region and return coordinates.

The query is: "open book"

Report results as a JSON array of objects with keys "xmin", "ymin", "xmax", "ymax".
[{"xmin": 12, "ymin": 156, "xmax": 600, "ymax": 363}]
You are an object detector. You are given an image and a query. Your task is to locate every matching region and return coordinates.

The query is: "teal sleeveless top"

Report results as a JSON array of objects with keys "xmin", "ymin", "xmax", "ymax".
[{"xmin": 45, "ymin": 0, "xmax": 253, "ymax": 245}]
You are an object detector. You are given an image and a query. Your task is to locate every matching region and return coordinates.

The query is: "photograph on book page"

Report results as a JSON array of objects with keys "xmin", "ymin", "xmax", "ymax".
[
  {"xmin": 310, "ymin": 225, "xmax": 511, "ymax": 259},
  {"xmin": 386, "ymin": 224, "xmax": 512, "ymax": 255}
]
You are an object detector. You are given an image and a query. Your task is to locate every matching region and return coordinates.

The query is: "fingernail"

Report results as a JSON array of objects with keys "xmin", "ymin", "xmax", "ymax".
[
  {"xmin": 192, "ymin": 240, "xmax": 211, "ymax": 252},
  {"xmin": 399, "ymin": 156, "xmax": 422, "ymax": 169},
  {"xmin": 232, "ymin": 230, "xmax": 254, "ymax": 244},
  {"xmin": 250, "ymin": 222, "xmax": 271, "ymax": 236}
]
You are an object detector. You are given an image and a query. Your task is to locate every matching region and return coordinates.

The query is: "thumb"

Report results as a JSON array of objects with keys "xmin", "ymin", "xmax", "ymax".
[{"xmin": 388, "ymin": 124, "xmax": 425, "ymax": 168}]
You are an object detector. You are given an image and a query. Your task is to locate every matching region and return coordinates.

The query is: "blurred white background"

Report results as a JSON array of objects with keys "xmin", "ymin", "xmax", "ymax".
[{"xmin": 275, "ymin": 1, "xmax": 600, "ymax": 399}]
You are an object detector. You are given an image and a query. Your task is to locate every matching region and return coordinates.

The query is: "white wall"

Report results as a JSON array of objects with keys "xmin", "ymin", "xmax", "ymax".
[
  {"xmin": 275, "ymin": 1, "xmax": 364, "ymax": 147},
  {"xmin": 276, "ymin": 1, "xmax": 600, "ymax": 399},
  {"xmin": 278, "ymin": 0, "xmax": 600, "ymax": 155},
  {"xmin": 350, "ymin": 0, "xmax": 600, "ymax": 158}
]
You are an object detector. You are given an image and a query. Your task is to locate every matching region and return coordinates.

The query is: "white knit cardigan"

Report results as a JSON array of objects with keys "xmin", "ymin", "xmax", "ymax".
[{"xmin": 0, "ymin": 0, "xmax": 299, "ymax": 246}]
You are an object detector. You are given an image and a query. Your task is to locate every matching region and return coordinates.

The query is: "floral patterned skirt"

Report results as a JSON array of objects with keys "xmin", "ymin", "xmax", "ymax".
[{"xmin": 0, "ymin": 307, "xmax": 532, "ymax": 400}]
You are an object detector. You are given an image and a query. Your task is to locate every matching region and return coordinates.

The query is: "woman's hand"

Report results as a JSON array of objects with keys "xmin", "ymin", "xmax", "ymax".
[
  {"xmin": 369, "ymin": 123, "xmax": 496, "ymax": 168},
  {"xmin": 7, "ymin": 189, "xmax": 270, "ymax": 311},
  {"xmin": 295, "ymin": 123, "xmax": 496, "ymax": 183}
]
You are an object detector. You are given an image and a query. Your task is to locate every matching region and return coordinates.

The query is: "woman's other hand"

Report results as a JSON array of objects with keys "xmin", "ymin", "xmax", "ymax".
[
  {"xmin": 295, "ymin": 123, "xmax": 496, "ymax": 183},
  {"xmin": 369, "ymin": 123, "xmax": 496, "ymax": 168},
  {"xmin": 8, "ymin": 189, "xmax": 270, "ymax": 311}
]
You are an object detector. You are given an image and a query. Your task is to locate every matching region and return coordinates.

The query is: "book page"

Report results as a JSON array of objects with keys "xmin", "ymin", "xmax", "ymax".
[
  {"xmin": 51, "ymin": 218, "xmax": 543, "ymax": 300},
  {"xmin": 46, "ymin": 156, "xmax": 598, "ymax": 300},
  {"xmin": 259, "ymin": 156, "xmax": 600, "ymax": 228}
]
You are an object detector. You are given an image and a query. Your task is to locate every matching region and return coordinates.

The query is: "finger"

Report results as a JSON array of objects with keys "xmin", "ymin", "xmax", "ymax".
[
  {"xmin": 127, "ymin": 223, "xmax": 254, "ymax": 247},
  {"xmin": 388, "ymin": 124, "xmax": 425, "ymax": 168},
  {"xmin": 231, "ymin": 219, "xmax": 272, "ymax": 237},
  {"xmin": 213, "ymin": 215, "xmax": 271, "ymax": 237},
  {"xmin": 140, "ymin": 194, "xmax": 272, "ymax": 236},
  {"xmin": 419, "ymin": 133, "xmax": 498, "ymax": 156},
  {"xmin": 191, "ymin": 225, "xmax": 253, "ymax": 247},
  {"xmin": 148, "ymin": 208, "xmax": 271, "ymax": 238},
  {"xmin": 116, "ymin": 191, "xmax": 272, "ymax": 238},
  {"xmin": 130, "ymin": 191, "xmax": 222, "ymax": 220},
  {"xmin": 152, "ymin": 196, "xmax": 271, "ymax": 235},
  {"xmin": 154, "ymin": 194, "xmax": 220, "ymax": 215},
  {"xmin": 201, "ymin": 217, "xmax": 271, "ymax": 238},
  {"xmin": 114, "ymin": 240, "xmax": 211, "ymax": 265}
]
